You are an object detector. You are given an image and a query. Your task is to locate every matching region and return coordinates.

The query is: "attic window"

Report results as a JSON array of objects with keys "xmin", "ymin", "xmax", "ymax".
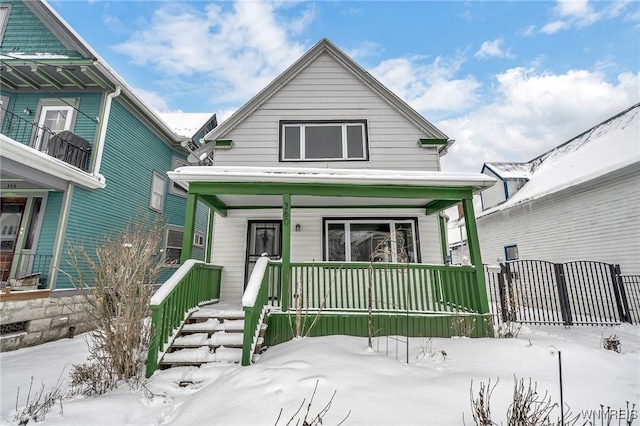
[{"xmin": 280, "ymin": 120, "xmax": 368, "ymax": 161}]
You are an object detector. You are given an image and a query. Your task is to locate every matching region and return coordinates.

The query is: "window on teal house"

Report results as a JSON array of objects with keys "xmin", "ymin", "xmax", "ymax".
[
  {"xmin": 0, "ymin": 5, "xmax": 10, "ymax": 44},
  {"xmin": 169, "ymin": 157, "xmax": 188, "ymax": 197},
  {"xmin": 150, "ymin": 172, "xmax": 166, "ymax": 213},
  {"xmin": 164, "ymin": 227, "xmax": 183, "ymax": 265},
  {"xmin": 280, "ymin": 120, "xmax": 368, "ymax": 161},
  {"xmin": 33, "ymin": 99, "xmax": 79, "ymax": 151},
  {"xmin": 324, "ymin": 218, "xmax": 419, "ymax": 263}
]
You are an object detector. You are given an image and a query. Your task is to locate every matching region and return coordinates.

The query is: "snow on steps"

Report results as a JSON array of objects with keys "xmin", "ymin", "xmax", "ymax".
[{"xmin": 158, "ymin": 303, "xmax": 267, "ymax": 370}]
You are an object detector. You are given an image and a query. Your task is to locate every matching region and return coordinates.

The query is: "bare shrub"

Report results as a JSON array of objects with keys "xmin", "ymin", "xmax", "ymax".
[
  {"xmin": 419, "ymin": 338, "xmax": 447, "ymax": 361},
  {"xmin": 602, "ymin": 334, "xmax": 621, "ymax": 353},
  {"xmin": 467, "ymin": 377, "xmax": 583, "ymax": 426},
  {"xmin": 451, "ymin": 316, "xmax": 476, "ymax": 337},
  {"xmin": 69, "ymin": 360, "xmax": 116, "ymax": 396},
  {"xmin": 289, "ymin": 264, "xmax": 335, "ymax": 339},
  {"xmin": 13, "ymin": 375, "xmax": 65, "ymax": 425},
  {"xmin": 274, "ymin": 380, "xmax": 350, "ymax": 426},
  {"xmin": 66, "ymin": 218, "xmax": 165, "ymax": 392}
]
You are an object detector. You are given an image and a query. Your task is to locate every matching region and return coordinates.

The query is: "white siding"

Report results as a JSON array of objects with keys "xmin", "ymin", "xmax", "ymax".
[
  {"xmin": 479, "ymin": 168, "xmax": 506, "ymax": 210},
  {"xmin": 505, "ymin": 178, "xmax": 527, "ymax": 199},
  {"xmin": 477, "ymin": 167, "xmax": 640, "ymax": 274},
  {"xmin": 213, "ymin": 52, "xmax": 441, "ymax": 171},
  {"xmin": 211, "ymin": 208, "xmax": 442, "ymax": 302}
]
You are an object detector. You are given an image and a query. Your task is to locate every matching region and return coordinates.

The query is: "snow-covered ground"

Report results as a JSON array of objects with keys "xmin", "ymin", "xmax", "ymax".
[{"xmin": 1, "ymin": 324, "xmax": 639, "ymax": 425}]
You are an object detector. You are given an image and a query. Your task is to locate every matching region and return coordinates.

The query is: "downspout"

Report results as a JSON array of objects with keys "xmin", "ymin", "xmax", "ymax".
[{"xmin": 92, "ymin": 85, "xmax": 122, "ymax": 181}]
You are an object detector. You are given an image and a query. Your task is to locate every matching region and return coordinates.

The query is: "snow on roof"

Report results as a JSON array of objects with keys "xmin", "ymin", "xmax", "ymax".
[
  {"xmin": 168, "ymin": 166, "xmax": 497, "ymax": 191},
  {"xmin": 480, "ymin": 104, "xmax": 640, "ymax": 217},
  {"xmin": 484, "ymin": 162, "xmax": 534, "ymax": 179},
  {"xmin": 159, "ymin": 113, "xmax": 214, "ymax": 138},
  {"xmin": 0, "ymin": 53, "xmax": 70, "ymax": 59}
]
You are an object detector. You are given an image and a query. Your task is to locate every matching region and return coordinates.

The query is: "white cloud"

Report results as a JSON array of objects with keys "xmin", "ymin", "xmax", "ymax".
[
  {"xmin": 370, "ymin": 54, "xmax": 481, "ymax": 114},
  {"xmin": 345, "ymin": 41, "xmax": 382, "ymax": 60},
  {"xmin": 438, "ymin": 69, "xmax": 640, "ymax": 172},
  {"xmin": 538, "ymin": 0, "xmax": 633, "ymax": 34},
  {"xmin": 474, "ymin": 39, "xmax": 514, "ymax": 59},
  {"xmin": 133, "ymin": 87, "xmax": 172, "ymax": 113},
  {"xmin": 113, "ymin": 1, "xmax": 311, "ymax": 105}
]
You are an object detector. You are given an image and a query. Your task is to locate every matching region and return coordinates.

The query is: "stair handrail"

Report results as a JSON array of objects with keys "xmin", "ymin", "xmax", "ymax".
[
  {"xmin": 146, "ymin": 260, "xmax": 223, "ymax": 377},
  {"xmin": 241, "ymin": 254, "xmax": 271, "ymax": 366}
]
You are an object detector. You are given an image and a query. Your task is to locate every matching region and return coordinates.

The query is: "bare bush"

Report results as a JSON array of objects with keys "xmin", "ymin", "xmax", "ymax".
[
  {"xmin": 66, "ymin": 219, "xmax": 165, "ymax": 392},
  {"xmin": 451, "ymin": 316, "xmax": 476, "ymax": 338},
  {"xmin": 13, "ymin": 375, "xmax": 65, "ymax": 425},
  {"xmin": 467, "ymin": 377, "xmax": 583, "ymax": 426},
  {"xmin": 69, "ymin": 360, "xmax": 116, "ymax": 396},
  {"xmin": 274, "ymin": 380, "xmax": 350, "ymax": 426},
  {"xmin": 602, "ymin": 334, "xmax": 621, "ymax": 353}
]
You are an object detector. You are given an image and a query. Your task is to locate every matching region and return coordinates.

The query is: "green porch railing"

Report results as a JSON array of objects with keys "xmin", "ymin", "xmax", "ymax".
[
  {"xmin": 271, "ymin": 262, "xmax": 481, "ymax": 314},
  {"xmin": 241, "ymin": 256, "xmax": 271, "ymax": 366},
  {"xmin": 146, "ymin": 260, "xmax": 223, "ymax": 377}
]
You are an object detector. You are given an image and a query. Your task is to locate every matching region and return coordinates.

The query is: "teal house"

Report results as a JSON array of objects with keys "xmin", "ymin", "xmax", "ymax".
[{"xmin": 0, "ymin": 0, "xmax": 214, "ymax": 349}]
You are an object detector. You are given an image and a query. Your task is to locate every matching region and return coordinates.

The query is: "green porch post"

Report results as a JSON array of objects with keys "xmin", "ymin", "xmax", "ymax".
[
  {"xmin": 281, "ymin": 194, "xmax": 291, "ymax": 312},
  {"xmin": 205, "ymin": 209, "xmax": 214, "ymax": 263},
  {"xmin": 180, "ymin": 193, "xmax": 198, "ymax": 263},
  {"xmin": 438, "ymin": 212, "xmax": 449, "ymax": 265},
  {"xmin": 461, "ymin": 197, "xmax": 490, "ymax": 314}
]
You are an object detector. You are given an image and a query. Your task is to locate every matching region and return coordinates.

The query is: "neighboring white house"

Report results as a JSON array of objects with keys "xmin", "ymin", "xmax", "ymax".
[{"xmin": 475, "ymin": 103, "xmax": 640, "ymax": 275}]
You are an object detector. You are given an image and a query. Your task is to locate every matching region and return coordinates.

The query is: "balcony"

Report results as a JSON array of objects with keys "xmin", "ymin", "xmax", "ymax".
[{"xmin": 0, "ymin": 107, "xmax": 91, "ymax": 172}]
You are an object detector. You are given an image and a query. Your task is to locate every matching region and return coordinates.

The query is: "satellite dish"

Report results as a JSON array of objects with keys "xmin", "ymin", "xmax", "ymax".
[{"xmin": 187, "ymin": 142, "xmax": 215, "ymax": 164}]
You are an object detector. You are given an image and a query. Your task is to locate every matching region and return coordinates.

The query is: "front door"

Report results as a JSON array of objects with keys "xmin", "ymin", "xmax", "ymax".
[
  {"xmin": 0, "ymin": 198, "xmax": 27, "ymax": 281},
  {"xmin": 244, "ymin": 221, "xmax": 282, "ymax": 288}
]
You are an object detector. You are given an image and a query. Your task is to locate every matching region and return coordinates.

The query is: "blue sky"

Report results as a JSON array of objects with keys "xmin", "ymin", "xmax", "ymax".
[{"xmin": 50, "ymin": 0, "xmax": 639, "ymax": 171}]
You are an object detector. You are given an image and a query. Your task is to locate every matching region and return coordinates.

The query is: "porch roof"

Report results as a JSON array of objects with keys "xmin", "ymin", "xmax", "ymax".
[{"xmin": 168, "ymin": 166, "xmax": 496, "ymax": 214}]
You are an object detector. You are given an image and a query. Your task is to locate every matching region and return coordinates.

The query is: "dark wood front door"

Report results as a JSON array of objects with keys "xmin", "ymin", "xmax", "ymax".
[
  {"xmin": 244, "ymin": 221, "xmax": 282, "ymax": 288},
  {"xmin": 0, "ymin": 198, "xmax": 27, "ymax": 281}
]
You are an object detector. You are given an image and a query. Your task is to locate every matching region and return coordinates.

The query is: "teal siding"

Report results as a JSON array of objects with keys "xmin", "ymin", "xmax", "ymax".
[
  {"xmin": 0, "ymin": 0, "xmax": 82, "ymax": 57},
  {"xmin": 34, "ymin": 192, "xmax": 62, "ymax": 287},
  {"xmin": 55, "ymin": 99, "xmax": 205, "ymax": 288}
]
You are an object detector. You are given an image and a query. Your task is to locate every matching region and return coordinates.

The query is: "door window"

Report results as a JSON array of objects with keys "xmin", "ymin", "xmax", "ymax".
[
  {"xmin": 34, "ymin": 105, "xmax": 74, "ymax": 151},
  {"xmin": 244, "ymin": 221, "xmax": 282, "ymax": 286}
]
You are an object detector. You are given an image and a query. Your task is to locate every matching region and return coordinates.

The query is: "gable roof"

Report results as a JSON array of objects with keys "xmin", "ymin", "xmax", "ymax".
[
  {"xmin": 482, "ymin": 162, "xmax": 534, "ymax": 180},
  {"xmin": 479, "ymin": 103, "xmax": 640, "ymax": 217},
  {"xmin": 159, "ymin": 113, "xmax": 217, "ymax": 138},
  {"xmin": 203, "ymin": 38, "xmax": 451, "ymax": 152}
]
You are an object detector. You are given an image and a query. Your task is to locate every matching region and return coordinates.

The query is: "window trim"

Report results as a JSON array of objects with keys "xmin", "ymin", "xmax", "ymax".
[
  {"xmin": 31, "ymin": 98, "xmax": 80, "ymax": 150},
  {"xmin": 322, "ymin": 217, "xmax": 421, "ymax": 263},
  {"xmin": 0, "ymin": 5, "xmax": 11, "ymax": 45},
  {"xmin": 164, "ymin": 225, "xmax": 184, "ymax": 266},
  {"xmin": 504, "ymin": 244, "xmax": 519, "ymax": 261},
  {"xmin": 149, "ymin": 171, "xmax": 166, "ymax": 213},
  {"xmin": 279, "ymin": 120, "xmax": 369, "ymax": 162},
  {"xmin": 169, "ymin": 157, "xmax": 189, "ymax": 197}
]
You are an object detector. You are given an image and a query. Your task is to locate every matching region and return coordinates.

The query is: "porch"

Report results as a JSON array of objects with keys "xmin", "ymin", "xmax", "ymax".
[{"xmin": 146, "ymin": 166, "xmax": 496, "ymax": 376}]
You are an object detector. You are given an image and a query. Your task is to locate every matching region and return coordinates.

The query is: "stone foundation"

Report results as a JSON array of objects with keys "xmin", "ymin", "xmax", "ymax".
[{"xmin": 0, "ymin": 291, "xmax": 94, "ymax": 352}]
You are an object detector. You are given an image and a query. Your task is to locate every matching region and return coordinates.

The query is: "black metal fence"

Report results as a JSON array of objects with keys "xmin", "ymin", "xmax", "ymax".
[
  {"xmin": 485, "ymin": 260, "xmax": 640, "ymax": 326},
  {"xmin": 0, "ymin": 253, "xmax": 53, "ymax": 289}
]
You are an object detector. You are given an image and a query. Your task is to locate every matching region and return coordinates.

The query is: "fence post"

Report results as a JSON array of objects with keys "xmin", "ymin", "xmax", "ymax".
[
  {"xmin": 610, "ymin": 264, "xmax": 631, "ymax": 324},
  {"xmin": 553, "ymin": 263, "xmax": 573, "ymax": 326},
  {"xmin": 497, "ymin": 263, "xmax": 509, "ymax": 323},
  {"xmin": 146, "ymin": 305, "xmax": 163, "ymax": 378}
]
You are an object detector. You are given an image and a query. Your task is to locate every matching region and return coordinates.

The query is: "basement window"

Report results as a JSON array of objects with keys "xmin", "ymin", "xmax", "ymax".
[{"xmin": 0, "ymin": 320, "xmax": 28, "ymax": 335}]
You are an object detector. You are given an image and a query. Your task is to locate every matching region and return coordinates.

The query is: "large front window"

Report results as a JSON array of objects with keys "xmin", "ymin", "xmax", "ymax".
[
  {"xmin": 324, "ymin": 219, "xmax": 419, "ymax": 263},
  {"xmin": 280, "ymin": 120, "xmax": 368, "ymax": 161}
]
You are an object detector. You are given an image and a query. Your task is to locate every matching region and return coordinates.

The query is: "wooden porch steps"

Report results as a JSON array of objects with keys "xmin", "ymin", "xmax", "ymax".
[{"xmin": 158, "ymin": 303, "xmax": 267, "ymax": 370}]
